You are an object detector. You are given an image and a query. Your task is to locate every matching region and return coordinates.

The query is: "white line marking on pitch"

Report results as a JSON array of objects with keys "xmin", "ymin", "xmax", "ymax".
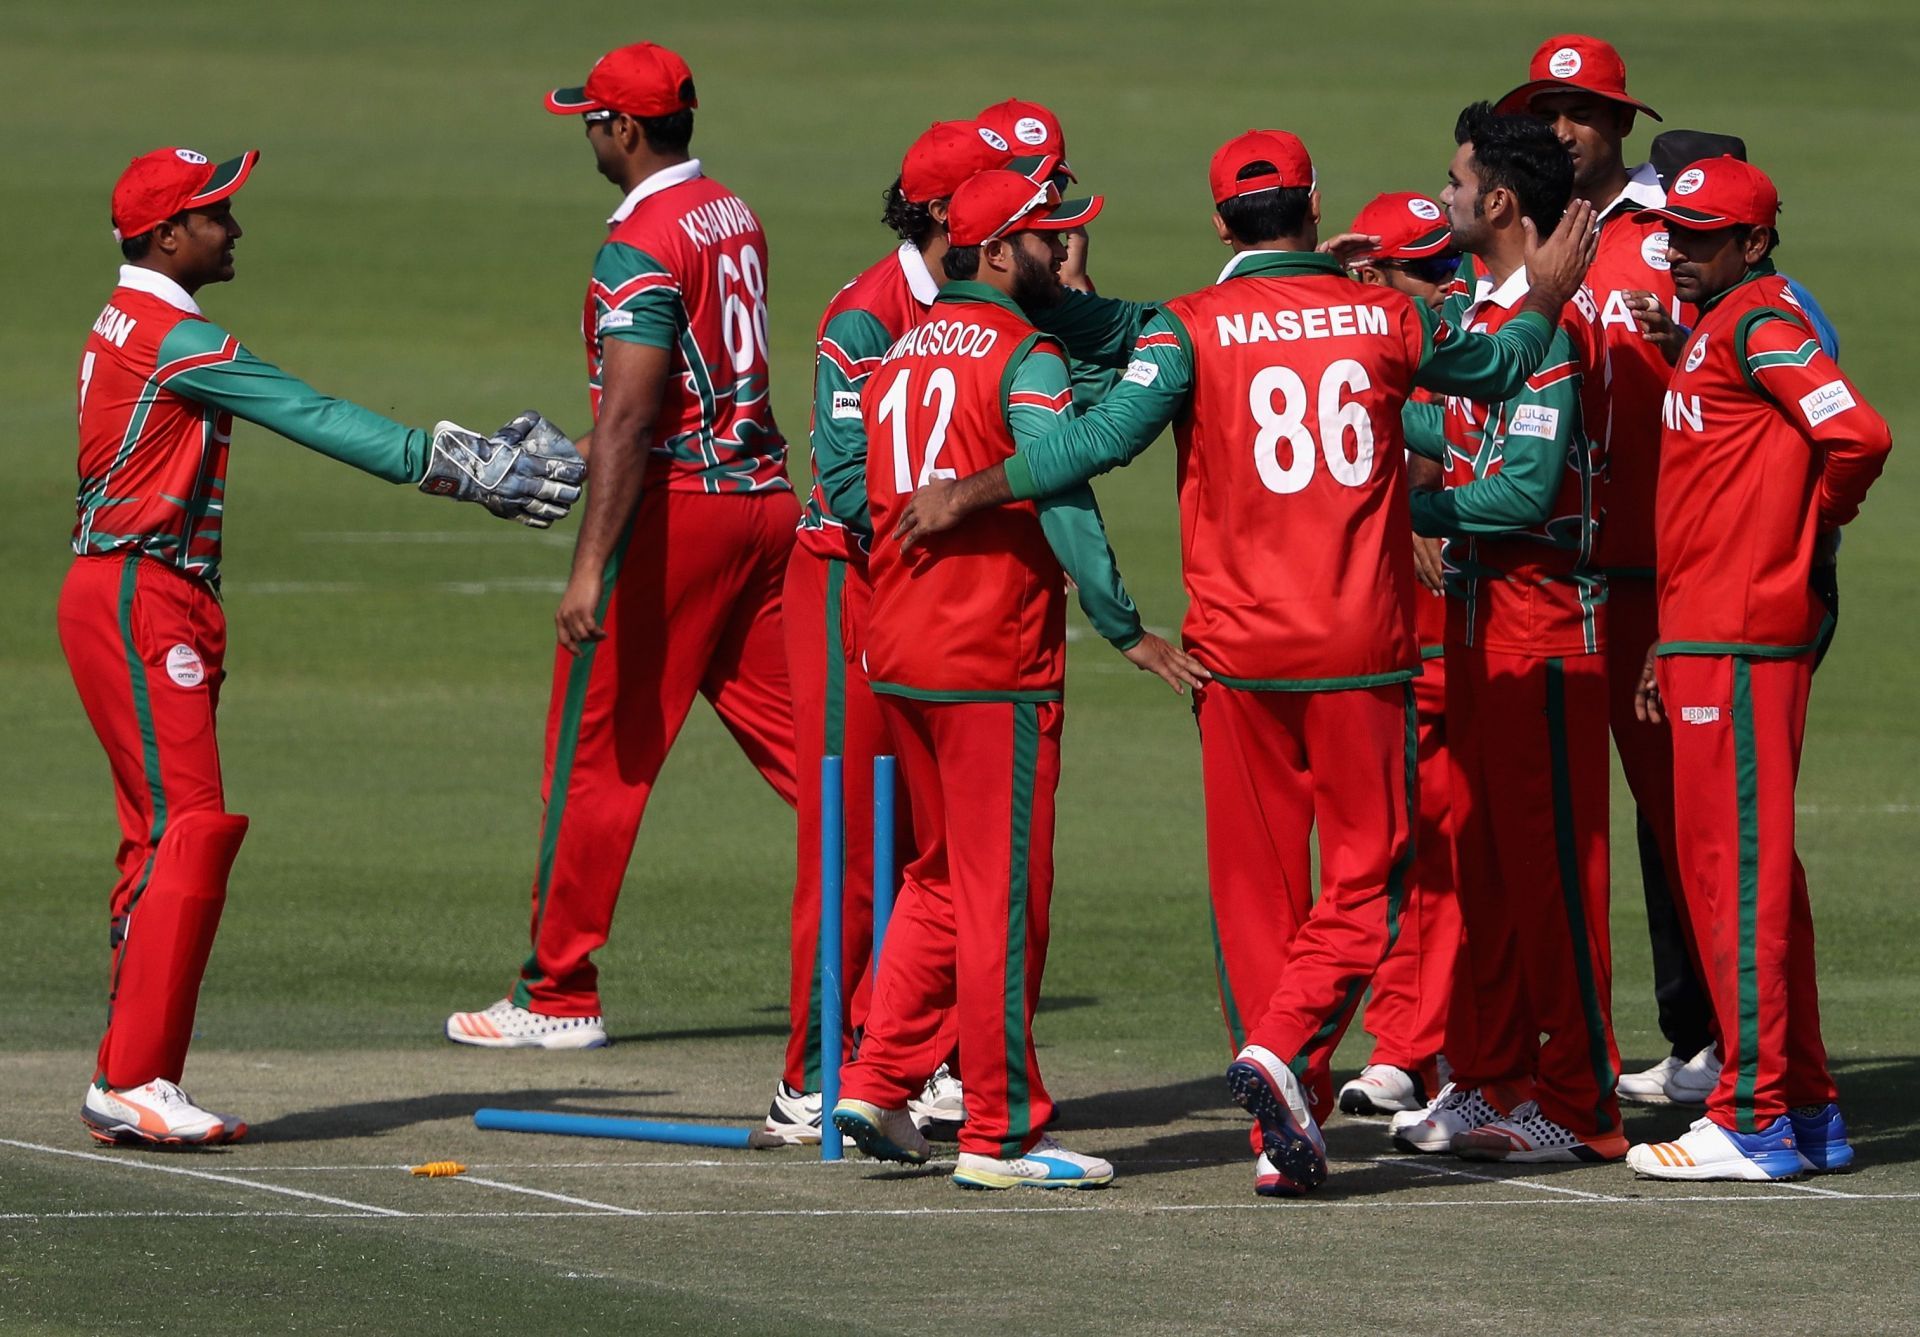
[
  {"xmin": 1770, "ymin": 1180, "xmax": 1860, "ymax": 1198},
  {"xmin": 458, "ymin": 1176, "xmax": 651, "ymax": 1215},
  {"xmin": 6, "ymin": 1194, "xmax": 1920, "ymax": 1223},
  {"xmin": 0, "ymin": 1138, "xmax": 405, "ymax": 1217},
  {"xmin": 1371, "ymin": 1156, "xmax": 1623, "ymax": 1201}
]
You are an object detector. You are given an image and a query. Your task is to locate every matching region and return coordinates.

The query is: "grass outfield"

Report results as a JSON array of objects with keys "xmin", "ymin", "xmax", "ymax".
[{"xmin": 4, "ymin": 1, "xmax": 1917, "ymax": 1332}]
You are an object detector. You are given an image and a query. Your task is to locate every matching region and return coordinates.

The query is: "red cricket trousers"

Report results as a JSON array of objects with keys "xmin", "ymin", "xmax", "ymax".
[
  {"xmin": 1658, "ymin": 653, "xmax": 1835, "ymax": 1132},
  {"xmin": 1444, "ymin": 644, "xmax": 1620, "ymax": 1136},
  {"xmin": 842, "ymin": 697, "xmax": 1060, "ymax": 1158},
  {"xmin": 514, "ymin": 490, "xmax": 801, "ymax": 1015},
  {"xmin": 58, "ymin": 553, "xmax": 249, "ymax": 1091},
  {"xmin": 780, "ymin": 547, "xmax": 922, "ymax": 1091},
  {"xmin": 1199, "ymin": 681, "xmax": 1416, "ymax": 1124},
  {"xmin": 1361, "ymin": 657, "xmax": 1460, "ymax": 1081}
]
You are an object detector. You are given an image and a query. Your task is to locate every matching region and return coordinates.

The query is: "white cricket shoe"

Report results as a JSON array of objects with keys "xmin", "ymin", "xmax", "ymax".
[
  {"xmin": 444, "ymin": 999, "xmax": 608, "ymax": 1049},
  {"xmin": 908, "ymin": 1063, "xmax": 965, "ymax": 1129},
  {"xmin": 761, "ymin": 1081, "xmax": 821, "ymax": 1144},
  {"xmin": 1628, "ymin": 1114, "xmax": 1803, "ymax": 1181},
  {"xmin": 1338, "ymin": 1064, "xmax": 1423, "ymax": 1116},
  {"xmin": 831, "ymin": 1099, "xmax": 932, "ymax": 1164},
  {"xmin": 1227, "ymin": 1045, "xmax": 1328, "ymax": 1195},
  {"xmin": 1616, "ymin": 1055, "xmax": 1686, "ymax": 1104},
  {"xmin": 1451, "ymin": 1101, "xmax": 1629, "ymax": 1163},
  {"xmin": 1389, "ymin": 1082, "xmax": 1512, "ymax": 1154},
  {"xmin": 1666, "ymin": 1044, "xmax": 1722, "ymax": 1105},
  {"xmin": 953, "ymin": 1136, "xmax": 1114, "ymax": 1190},
  {"xmin": 81, "ymin": 1079, "xmax": 245, "ymax": 1146}
]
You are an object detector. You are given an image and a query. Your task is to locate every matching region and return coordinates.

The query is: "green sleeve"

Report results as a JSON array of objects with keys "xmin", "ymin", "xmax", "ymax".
[
  {"xmin": 1003, "ymin": 309, "xmax": 1194, "ymax": 501},
  {"xmin": 1402, "ymin": 398, "xmax": 1447, "ymax": 461},
  {"xmin": 1029, "ymin": 287, "xmax": 1160, "ymax": 368},
  {"xmin": 591, "ymin": 241, "xmax": 681, "ymax": 350},
  {"xmin": 1006, "ymin": 345, "xmax": 1143, "ymax": 650},
  {"xmin": 1069, "ymin": 357, "xmax": 1120, "ymax": 413},
  {"xmin": 1410, "ymin": 328, "xmax": 1582, "ymax": 537},
  {"xmin": 1411, "ymin": 299, "xmax": 1553, "ymax": 401},
  {"xmin": 810, "ymin": 308, "xmax": 891, "ymax": 535},
  {"xmin": 158, "ymin": 320, "xmax": 430, "ymax": 484}
]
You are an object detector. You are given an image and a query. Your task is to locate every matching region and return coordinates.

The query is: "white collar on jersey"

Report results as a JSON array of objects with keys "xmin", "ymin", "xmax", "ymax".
[
  {"xmin": 1216, "ymin": 249, "xmax": 1264, "ymax": 283},
  {"xmin": 1596, "ymin": 161, "xmax": 1666, "ymax": 223},
  {"xmin": 607, "ymin": 158, "xmax": 705, "ymax": 225},
  {"xmin": 895, "ymin": 241, "xmax": 940, "ymax": 307},
  {"xmin": 1471, "ymin": 264, "xmax": 1532, "ymax": 313},
  {"xmin": 116, "ymin": 263, "xmax": 201, "ymax": 315}
]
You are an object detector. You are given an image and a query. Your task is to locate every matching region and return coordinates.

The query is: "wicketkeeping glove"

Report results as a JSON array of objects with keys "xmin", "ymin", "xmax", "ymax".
[{"xmin": 418, "ymin": 412, "xmax": 587, "ymax": 528}]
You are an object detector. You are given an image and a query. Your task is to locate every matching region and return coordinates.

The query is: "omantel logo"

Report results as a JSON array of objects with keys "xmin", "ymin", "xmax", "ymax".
[
  {"xmin": 1673, "ymin": 168, "xmax": 1706, "ymax": 197},
  {"xmin": 1641, "ymin": 230, "xmax": 1671, "ymax": 271},
  {"xmin": 1548, "ymin": 47, "xmax": 1583, "ymax": 77},
  {"xmin": 1685, "ymin": 332, "xmax": 1709, "ymax": 372},
  {"xmin": 1013, "ymin": 116, "xmax": 1049, "ymax": 146}
]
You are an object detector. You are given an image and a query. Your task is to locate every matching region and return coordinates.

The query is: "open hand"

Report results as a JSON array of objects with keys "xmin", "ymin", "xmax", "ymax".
[
  {"xmin": 894, "ymin": 478, "xmax": 965, "ymax": 552},
  {"xmin": 1412, "ymin": 533, "xmax": 1447, "ymax": 595},
  {"xmin": 1318, "ymin": 232, "xmax": 1384, "ymax": 266},
  {"xmin": 1121, "ymin": 633, "xmax": 1212, "ymax": 694},
  {"xmin": 1626, "ymin": 289, "xmax": 1688, "ymax": 366},
  {"xmin": 1633, "ymin": 644, "xmax": 1664, "ymax": 725},
  {"xmin": 1521, "ymin": 199, "xmax": 1599, "ymax": 310}
]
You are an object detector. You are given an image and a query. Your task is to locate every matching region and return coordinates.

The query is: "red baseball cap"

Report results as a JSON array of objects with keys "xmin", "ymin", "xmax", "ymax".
[
  {"xmin": 1636, "ymin": 156, "xmax": 1779, "ymax": 230},
  {"xmin": 1495, "ymin": 34, "xmax": 1661, "ymax": 120},
  {"xmin": 946, "ymin": 171, "xmax": 1103, "ymax": 247},
  {"xmin": 898, "ymin": 120, "xmax": 1058, "ymax": 205},
  {"xmin": 1347, "ymin": 192, "xmax": 1453, "ymax": 261},
  {"xmin": 977, "ymin": 99, "xmax": 1076, "ymax": 182},
  {"xmin": 110, "ymin": 147, "xmax": 259, "ymax": 242},
  {"xmin": 1209, "ymin": 130, "xmax": 1315, "ymax": 205},
  {"xmin": 545, "ymin": 42, "xmax": 697, "ymax": 117}
]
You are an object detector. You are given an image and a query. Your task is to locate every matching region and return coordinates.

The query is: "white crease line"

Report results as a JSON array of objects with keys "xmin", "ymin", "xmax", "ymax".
[
  {"xmin": 458, "ymin": 1175, "xmax": 651, "ymax": 1215},
  {"xmin": 1371, "ymin": 1155, "xmax": 1621, "ymax": 1201},
  {"xmin": 7, "ymin": 1194, "xmax": 1920, "ymax": 1223},
  {"xmin": 1795, "ymin": 803, "xmax": 1916, "ymax": 815},
  {"xmin": 0, "ymin": 1137, "xmax": 405, "ymax": 1217},
  {"xmin": 1770, "ymin": 1180, "xmax": 1860, "ymax": 1198},
  {"xmin": 242, "ymin": 1155, "xmax": 1228, "ymax": 1175}
]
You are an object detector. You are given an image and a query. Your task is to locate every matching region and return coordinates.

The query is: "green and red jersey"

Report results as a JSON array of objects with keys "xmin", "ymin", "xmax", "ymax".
[
  {"xmin": 1585, "ymin": 165, "xmax": 1693, "ymax": 573},
  {"xmin": 587, "ymin": 159, "xmax": 788, "ymax": 494},
  {"xmin": 798, "ymin": 243, "xmax": 941, "ymax": 561},
  {"xmin": 1409, "ymin": 265, "xmax": 1609, "ymax": 656},
  {"xmin": 1655, "ymin": 264, "xmax": 1890, "ymax": 657},
  {"xmin": 1002, "ymin": 250, "xmax": 1556, "ymax": 687},
  {"xmin": 864, "ymin": 284, "xmax": 1141, "ymax": 701},
  {"xmin": 74, "ymin": 265, "xmax": 432, "ymax": 587}
]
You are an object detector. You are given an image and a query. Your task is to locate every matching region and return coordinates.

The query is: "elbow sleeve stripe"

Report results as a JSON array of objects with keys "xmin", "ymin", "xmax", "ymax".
[
  {"xmin": 1746, "ymin": 339, "xmax": 1821, "ymax": 374},
  {"xmin": 155, "ymin": 336, "xmax": 241, "ymax": 387},
  {"xmin": 1134, "ymin": 332, "xmax": 1181, "ymax": 352},
  {"xmin": 1525, "ymin": 360, "xmax": 1577, "ymax": 392},
  {"xmin": 1009, "ymin": 388, "xmax": 1072, "ymax": 413},
  {"xmin": 593, "ymin": 272, "xmax": 679, "ymax": 306},
  {"xmin": 819, "ymin": 337, "xmax": 881, "ymax": 379}
]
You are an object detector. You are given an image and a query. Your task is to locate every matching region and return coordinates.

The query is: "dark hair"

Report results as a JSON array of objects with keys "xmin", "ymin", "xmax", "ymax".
[
  {"xmin": 882, "ymin": 176, "xmax": 940, "ymax": 246},
  {"xmin": 941, "ymin": 244, "xmax": 981, "ymax": 282},
  {"xmin": 1454, "ymin": 100, "xmax": 1573, "ymax": 235},
  {"xmin": 1214, "ymin": 164, "xmax": 1312, "ymax": 244},
  {"xmin": 119, "ymin": 231, "xmax": 154, "ymax": 261},
  {"xmin": 638, "ymin": 104, "xmax": 695, "ymax": 155}
]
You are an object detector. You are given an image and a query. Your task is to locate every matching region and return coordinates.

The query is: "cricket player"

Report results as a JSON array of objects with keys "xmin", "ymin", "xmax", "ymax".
[
  {"xmin": 1388, "ymin": 103, "xmax": 1626, "ymax": 1164},
  {"xmin": 1337, "ymin": 192, "xmax": 1463, "ymax": 1117},
  {"xmin": 1626, "ymin": 157, "xmax": 1889, "ymax": 1179},
  {"xmin": 1496, "ymin": 35, "xmax": 1730, "ymax": 1109},
  {"xmin": 831, "ymin": 169, "xmax": 1204, "ymax": 1189},
  {"xmin": 448, "ymin": 41, "xmax": 802, "ymax": 1048},
  {"xmin": 67, "ymin": 147, "xmax": 582, "ymax": 1144},
  {"xmin": 890, "ymin": 132, "xmax": 1600, "ymax": 1195},
  {"xmin": 772, "ymin": 119, "xmax": 1048, "ymax": 1141}
]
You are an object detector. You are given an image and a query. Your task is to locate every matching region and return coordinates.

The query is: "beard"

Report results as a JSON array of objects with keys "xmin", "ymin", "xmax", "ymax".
[{"xmin": 1011, "ymin": 244, "xmax": 1062, "ymax": 308}]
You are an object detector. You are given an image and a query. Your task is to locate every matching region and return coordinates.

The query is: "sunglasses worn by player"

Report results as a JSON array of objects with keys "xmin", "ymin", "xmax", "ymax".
[{"xmin": 1381, "ymin": 253, "xmax": 1461, "ymax": 284}]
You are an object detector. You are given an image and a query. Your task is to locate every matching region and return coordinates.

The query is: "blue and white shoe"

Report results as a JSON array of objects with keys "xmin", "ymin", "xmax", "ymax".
[
  {"xmin": 831, "ymin": 1099, "xmax": 931, "ymax": 1165},
  {"xmin": 1789, "ymin": 1103, "xmax": 1855, "ymax": 1173},
  {"xmin": 1627, "ymin": 1115, "xmax": 1803, "ymax": 1181},
  {"xmin": 1226, "ymin": 1044, "xmax": 1328, "ymax": 1196},
  {"xmin": 952, "ymin": 1136, "xmax": 1113, "ymax": 1190}
]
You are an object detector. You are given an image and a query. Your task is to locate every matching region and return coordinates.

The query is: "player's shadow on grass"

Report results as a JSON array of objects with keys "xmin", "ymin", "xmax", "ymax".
[
  {"xmin": 609, "ymin": 1022, "xmax": 787, "ymax": 1044},
  {"xmin": 250, "ymin": 1087, "xmax": 649, "ymax": 1143}
]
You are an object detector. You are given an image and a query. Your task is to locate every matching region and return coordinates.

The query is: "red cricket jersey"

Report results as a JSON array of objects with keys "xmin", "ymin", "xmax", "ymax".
[
  {"xmin": 1586, "ymin": 170, "xmax": 1691, "ymax": 571},
  {"xmin": 797, "ymin": 245, "xmax": 938, "ymax": 561},
  {"xmin": 864, "ymin": 293, "xmax": 1068, "ymax": 698},
  {"xmin": 1159, "ymin": 268, "xmax": 1425, "ymax": 687},
  {"xmin": 1656, "ymin": 268, "xmax": 1891, "ymax": 655},
  {"xmin": 74, "ymin": 275, "xmax": 233, "ymax": 582},
  {"xmin": 585, "ymin": 163, "xmax": 787, "ymax": 494},
  {"xmin": 1438, "ymin": 273, "xmax": 1609, "ymax": 656}
]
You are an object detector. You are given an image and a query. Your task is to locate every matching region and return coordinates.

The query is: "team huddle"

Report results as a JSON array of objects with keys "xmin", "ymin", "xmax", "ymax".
[{"xmin": 64, "ymin": 32, "xmax": 1891, "ymax": 1194}]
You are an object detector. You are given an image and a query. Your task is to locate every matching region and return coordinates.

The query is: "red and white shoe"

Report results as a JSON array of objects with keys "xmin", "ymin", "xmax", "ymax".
[
  {"xmin": 1451, "ymin": 1101, "xmax": 1629, "ymax": 1163},
  {"xmin": 81, "ymin": 1079, "xmax": 246, "ymax": 1146},
  {"xmin": 445, "ymin": 999, "xmax": 608, "ymax": 1049}
]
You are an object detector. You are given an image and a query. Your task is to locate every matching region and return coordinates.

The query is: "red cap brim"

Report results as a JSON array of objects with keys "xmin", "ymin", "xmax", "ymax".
[
  {"xmin": 1634, "ymin": 204, "xmax": 1737, "ymax": 230},
  {"xmin": 1495, "ymin": 79, "xmax": 1662, "ymax": 121},
  {"xmin": 545, "ymin": 86, "xmax": 603, "ymax": 115}
]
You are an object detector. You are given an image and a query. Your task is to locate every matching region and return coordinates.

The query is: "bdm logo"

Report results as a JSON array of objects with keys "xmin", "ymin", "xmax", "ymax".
[{"xmin": 1680, "ymin": 706, "xmax": 1720, "ymax": 725}]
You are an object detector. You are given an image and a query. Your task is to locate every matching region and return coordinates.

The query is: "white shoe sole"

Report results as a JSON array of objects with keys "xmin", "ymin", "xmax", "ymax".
[
  {"xmin": 1627, "ymin": 1148, "xmax": 1791, "ymax": 1181},
  {"xmin": 444, "ymin": 1019, "xmax": 609, "ymax": 1050},
  {"xmin": 1615, "ymin": 1083, "xmax": 1674, "ymax": 1106}
]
